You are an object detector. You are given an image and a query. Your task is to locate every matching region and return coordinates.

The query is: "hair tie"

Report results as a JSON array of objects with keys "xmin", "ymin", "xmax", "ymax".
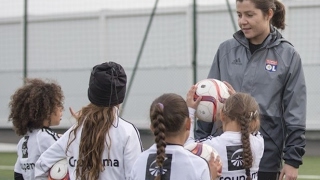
[
  {"xmin": 158, "ymin": 103, "xmax": 164, "ymax": 110},
  {"xmin": 249, "ymin": 110, "xmax": 258, "ymax": 120},
  {"xmin": 245, "ymin": 169, "xmax": 250, "ymax": 176}
]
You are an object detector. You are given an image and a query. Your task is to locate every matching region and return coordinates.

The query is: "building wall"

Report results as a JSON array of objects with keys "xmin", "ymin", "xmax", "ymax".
[{"xmin": 0, "ymin": 2, "xmax": 319, "ymax": 130}]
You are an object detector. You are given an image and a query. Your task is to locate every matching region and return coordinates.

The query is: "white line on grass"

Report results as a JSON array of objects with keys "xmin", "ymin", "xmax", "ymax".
[
  {"xmin": 0, "ymin": 165, "xmax": 14, "ymax": 170},
  {"xmin": 298, "ymin": 175, "xmax": 320, "ymax": 179}
]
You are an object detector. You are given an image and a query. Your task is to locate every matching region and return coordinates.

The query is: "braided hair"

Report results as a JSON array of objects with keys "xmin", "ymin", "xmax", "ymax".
[
  {"xmin": 149, "ymin": 93, "xmax": 189, "ymax": 180},
  {"xmin": 222, "ymin": 93, "xmax": 260, "ymax": 180}
]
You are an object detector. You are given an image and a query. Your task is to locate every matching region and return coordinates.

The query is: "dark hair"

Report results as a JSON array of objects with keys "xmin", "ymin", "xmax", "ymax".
[
  {"xmin": 236, "ymin": 0, "xmax": 286, "ymax": 30},
  {"xmin": 149, "ymin": 93, "xmax": 189, "ymax": 180},
  {"xmin": 8, "ymin": 78, "xmax": 64, "ymax": 136},
  {"xmin": 222, "ymin": 93, "xmax": 260, "ymax": 180}
]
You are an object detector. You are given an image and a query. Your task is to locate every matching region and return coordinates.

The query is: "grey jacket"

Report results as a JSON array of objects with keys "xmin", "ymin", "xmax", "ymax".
[{"xmin": 196, "ymin": 27, "xmax": 306, "ymax": 172}]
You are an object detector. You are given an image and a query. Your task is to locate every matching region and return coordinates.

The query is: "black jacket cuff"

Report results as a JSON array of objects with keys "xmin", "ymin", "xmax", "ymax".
[{"xmin": 285, "ymin": 160, "xmax": 300, "ymax": 168}]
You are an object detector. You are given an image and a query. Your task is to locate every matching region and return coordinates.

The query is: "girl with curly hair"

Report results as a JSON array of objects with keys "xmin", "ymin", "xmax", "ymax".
[{"xmin": 9, "ymin": 78, "xmax": 64, "ymax": 180}]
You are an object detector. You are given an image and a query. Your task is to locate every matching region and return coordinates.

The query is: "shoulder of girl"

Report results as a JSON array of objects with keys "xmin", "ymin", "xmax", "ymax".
[{"xmin": 40, "ymin": 127, "xmax": 59, "ymax": 141}]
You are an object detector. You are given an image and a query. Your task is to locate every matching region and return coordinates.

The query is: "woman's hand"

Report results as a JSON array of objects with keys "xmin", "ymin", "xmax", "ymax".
[
  {"xmin": 186, "ymin": 85, "xmax": 201, "ymax": 109},
  {"xmin": 279, "ymin": 164, "xmax": 298, "ymax": 180}
]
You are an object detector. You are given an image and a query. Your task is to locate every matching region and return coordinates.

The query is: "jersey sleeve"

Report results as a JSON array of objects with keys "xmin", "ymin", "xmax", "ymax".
[
  {"xmin": 36, "ymin": 128, "xmax": 60, "ymax": 154},
  {"xmin": 185, "ymin": 107, "xmax": 197, "ymax": 146},
  {"xmin": 123, "ymin": 126, "xmax": 143, "ymax": 179},
  {"xmin": 200, "ymin": 166, "xmax": 212, "ymax": 180},
  {"xmin": 194, "ymin": 157, "xmax": 211, "ymax": 180},
  {"xmin": 128, "ymin": 166, "xmax": 136, "ymax": 180},
  {"xmin": 14, "ymin": 158, "xmax": 22, "ymax": 174},
  {"xmin": 14, "ymin": 142, "xmax": 22, "ymax": 174},
  {"xmin": 251, "ymin": 132, "xmax": 265, "ymax": 160},
  {"xmin": 35, "ymin": 128, "xmax": 70, "ymax": 179}
]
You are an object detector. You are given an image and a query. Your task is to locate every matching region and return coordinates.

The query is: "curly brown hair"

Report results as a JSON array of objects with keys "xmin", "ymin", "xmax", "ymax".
[
  {"xmin": 8, "ymin": 78, "xmax": 64, "ymax": 136},
  {"xmin": 67, "ymin": 103, "xmax": 115, "ymax": 180}
]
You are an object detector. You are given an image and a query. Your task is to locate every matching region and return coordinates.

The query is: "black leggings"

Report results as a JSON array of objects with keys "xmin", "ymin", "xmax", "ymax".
[{"xmin": 258, "ymin": 172, "xmax": 280, "ymax": 180}]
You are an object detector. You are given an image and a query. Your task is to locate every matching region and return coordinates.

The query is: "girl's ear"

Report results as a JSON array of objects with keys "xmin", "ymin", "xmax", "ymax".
[
  {"xmin": 267, "ymin": 8, "xmax": 274, "ymax": 20},
  {"xmin": 185, "ymin": 117, "xmax": 191, "ymax": 131},
  {"xmin": 150, "ymin": 124, "xmax": 154, "ymax": 132},
  {"xmin": 219, "ymin": 109, "xmax": 225, "ymax": 122}
]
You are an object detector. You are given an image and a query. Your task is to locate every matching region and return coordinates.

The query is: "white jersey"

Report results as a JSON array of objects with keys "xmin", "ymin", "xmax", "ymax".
[
  {"xmin": 14, "ymin": 127, "xmax": 60, "ymax": 180},
  {"xmin": 187, "ymin": 108, "xmax": 264, "ymax": 180},
  {"xmin": 35, "ymin": 114, "xmax": 143, "ymax": 180},
  {"xmin": 129, "ymin": 144, "xmax": 212, "ymax": 180},
  {"xmin": 200, "ymin": 132, "xmax": 263, "ymax": 180}
]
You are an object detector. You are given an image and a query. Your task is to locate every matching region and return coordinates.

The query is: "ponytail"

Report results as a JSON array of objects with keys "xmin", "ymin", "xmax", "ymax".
[{"xmin": 272, "ymin": 0, "xmax": 286, "ymax": 30}]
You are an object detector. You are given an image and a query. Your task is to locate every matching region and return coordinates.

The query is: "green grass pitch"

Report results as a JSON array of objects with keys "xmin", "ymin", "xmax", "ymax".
[{"xmin": 0, "ymin": 153, "xmax": 319, "ymax": 180}]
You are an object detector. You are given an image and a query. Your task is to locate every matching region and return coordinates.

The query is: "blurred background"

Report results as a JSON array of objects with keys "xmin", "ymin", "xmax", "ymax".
[{"xmin": 0, "ymin": 0, "xmax": 319, "ymax": 153}]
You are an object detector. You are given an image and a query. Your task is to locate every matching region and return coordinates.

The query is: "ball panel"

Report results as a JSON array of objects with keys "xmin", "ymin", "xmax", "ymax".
[
  {"xmin": 194, "ymin": 79, "xmax": 230, "ymax": 122},
  {"xmin": 48, "ymin": 158, "xmax": 69, "ymax": 180},
  {"xmin": 196, "ymin": 80, "xmax": 215, "ymax": 96},
  {"xmin": 190, "ymin": 143, "xmax": 203, "ymax": 156},
  {"xmin": 196, "ymin": 102, "xmax": 214, "ymax": 122},
  {"xmin": 184, "ymin": 142, "xmax": 219, "ymax": 162}
]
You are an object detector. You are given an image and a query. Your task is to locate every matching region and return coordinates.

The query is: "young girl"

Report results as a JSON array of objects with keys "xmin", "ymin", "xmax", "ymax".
[
  {"xmin": 9, "ymin": 78, "xmax": 64, "ymax": 180},
  {"xmin": 35, "ymin": 61, "xmax": 143, "ymax": 180},
  {"xmin": 129, "ymin": 93, "xmax": 221, "ymax": 180},
  {"xmin": 187, "ymin": 86, "xmax": 264, "ymax": 180}
]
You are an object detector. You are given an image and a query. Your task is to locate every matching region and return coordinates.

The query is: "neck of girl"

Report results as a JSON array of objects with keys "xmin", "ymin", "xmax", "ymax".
[{"xmin": 223, "ymin": 120, "xmax": 241, "ymax": 132}]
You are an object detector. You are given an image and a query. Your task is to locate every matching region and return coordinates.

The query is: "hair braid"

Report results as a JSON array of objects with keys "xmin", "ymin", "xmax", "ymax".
[
  {"xmin": 223, "ymin": 93, "xmax": 260, "ymax": 180},
  {"xmin": 239, "ymin": 116, "xmax": 252, "ymax": 180},
  {"xmin": 152, "ymin": 106, "xmax": 166, "ymax": 180},
  {"xmin": 150, "ymin": 93, "xmax": 189, "ymax": 180},
  {"xmin": 149, "ymin": 93, "xmax": 189, "ymax": 180}
]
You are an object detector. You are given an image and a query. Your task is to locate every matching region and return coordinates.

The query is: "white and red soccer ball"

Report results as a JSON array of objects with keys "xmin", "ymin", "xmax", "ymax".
[
  {"xmin": 194, "ymin": 79, "xmax": 230, "ymax": 122},
  {"xmin": 48, "ymin": 158, "xmax": 69, "ymax": 180},
  {"xmin": 184, "ymin": 142, "xmax": 219, "ymax": 162}
]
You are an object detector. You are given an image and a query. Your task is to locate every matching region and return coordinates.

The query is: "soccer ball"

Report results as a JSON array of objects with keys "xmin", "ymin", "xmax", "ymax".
[
  {"xmin": 184, "ymin": 142, "xmax": 219, "ymax": 162},
  {"xmin": 48, "ymin": 158, "xmax": 69, "ymax": 180},
  {"xmin": 194, "ymin": 79, "xmax": 230, "ymax": 122}
]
